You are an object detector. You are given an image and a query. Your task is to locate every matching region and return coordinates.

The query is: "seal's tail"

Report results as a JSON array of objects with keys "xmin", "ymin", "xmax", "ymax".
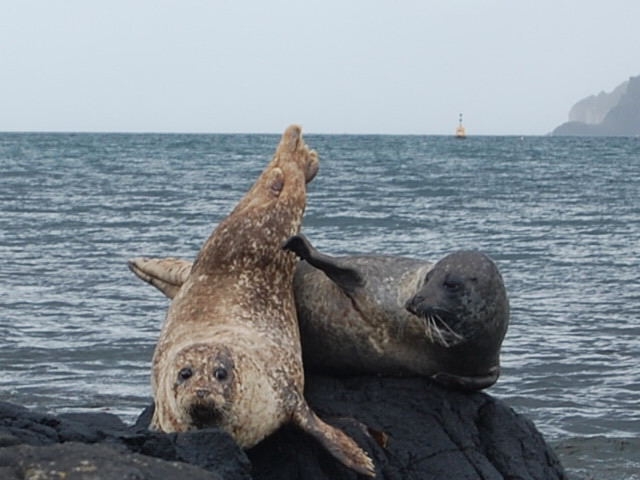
[{"xmin": 293, "ymin": 401, "xmax": 376, "ymax": 477}]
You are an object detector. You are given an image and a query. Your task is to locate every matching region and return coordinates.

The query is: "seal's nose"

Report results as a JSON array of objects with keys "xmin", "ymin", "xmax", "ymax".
[
  {"xmin": 405, "ymin": 295, "xmax": 422, "ymax": 314},
  {"xmin": 196, "ymin": 389, "xmax": 210, "ymax": 399}
]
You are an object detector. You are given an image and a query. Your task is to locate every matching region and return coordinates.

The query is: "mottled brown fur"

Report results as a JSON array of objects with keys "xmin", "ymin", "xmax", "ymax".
[{"xmin": 145, "ymin": 126, "xmax": 374, "ymax": 476}]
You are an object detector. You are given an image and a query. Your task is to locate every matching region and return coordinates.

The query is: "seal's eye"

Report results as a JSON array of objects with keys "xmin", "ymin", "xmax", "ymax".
[
  {"xmin": 443, "ymin": 278, "xmax": 463, "ymax": 292},
  {"xmin": 213, "ymin": 367, "xmax": 228, "ymax": 381},
  {"xmin": 178, "ymin": 367, "xmax": 193, "ymax": 382}
]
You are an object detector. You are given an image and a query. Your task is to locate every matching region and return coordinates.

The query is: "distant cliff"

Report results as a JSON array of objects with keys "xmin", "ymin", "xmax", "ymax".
[
  {"xmin": 568, "ymin": 80, "xmax": 628, "ymax": 125},
  {"xmin": 552, "ymin": 75, "xmax": 640, "ymax": 136}
]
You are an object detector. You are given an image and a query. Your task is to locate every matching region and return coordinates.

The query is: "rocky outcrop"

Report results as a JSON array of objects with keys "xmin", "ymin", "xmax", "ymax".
[
  {"xmin": 0, "ymin": 401, "xmax": 251, "ymax": 480},
  {"xmin": 568, "ymin": 80, "xmax": 628, "ymax": 125},
  {"xmin": 552, "ymin": 75, "xmax": 640, "ymax": 136},
  {"xmin": 0, "ymin": 443, "xmax": 227, "ymax": 480},
  {"xmin": 0, "ymin": 375, "xmax": 568, "ymax": 479}
]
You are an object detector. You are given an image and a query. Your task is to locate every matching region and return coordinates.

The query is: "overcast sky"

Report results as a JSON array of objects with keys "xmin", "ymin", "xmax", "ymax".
[{"xmin": 1, "ymin": 1, "xmax": 638, "ymax": 135}]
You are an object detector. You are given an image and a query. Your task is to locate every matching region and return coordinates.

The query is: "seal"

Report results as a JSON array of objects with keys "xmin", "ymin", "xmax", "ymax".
[
  {"xmin": 146, "ymin": 126, "xmax": 374, "ymax": 476},
  {"xmin": 130, "ymin": 234, "xmax": 509, "ymax": 391},
  {"xmin": 284, "ymin": 234, "xmax": 509, "ymax": 390}
]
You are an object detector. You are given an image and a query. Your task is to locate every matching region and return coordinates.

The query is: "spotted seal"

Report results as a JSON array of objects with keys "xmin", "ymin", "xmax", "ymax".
[
  {"xmin": 146, "ymin": 126, "xmax": 374, "ymax": 476},
  {"xmin": 284, "ymin": 234, "xmax": 509, "ymax": 390},
  {"xmin": 130, "ymin": 233, "xmax": 509, "ymax": 391}
]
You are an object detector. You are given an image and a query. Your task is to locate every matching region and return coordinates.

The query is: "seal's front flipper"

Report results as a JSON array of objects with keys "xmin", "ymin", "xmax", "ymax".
[
  {"xmin": 128, "ymin": 257, "xmax": 191, "ymax": 299},
  {"xmin": 283, "ymin": 234, "xmax": 364, "ymax": 294},
  {"xmin": 293, "ymin": 402, "xmax": 375, "ymax": 477},
  {"xmin": 432, "ymin": 366, "xmax": 500, "ymax": 391}
]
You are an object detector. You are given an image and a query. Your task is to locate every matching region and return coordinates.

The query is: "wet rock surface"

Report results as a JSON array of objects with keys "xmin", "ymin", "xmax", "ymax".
[
  {"xmin": 0, "ymin": 375, "xmax": 567, "ymax": 479},
  {"xmin": 0, "ymin": 401, "xmax": 250, "ymax": 480},
  {"xmin": 0, "ymin": 442, "xmax": 225, "ymax": 480}
]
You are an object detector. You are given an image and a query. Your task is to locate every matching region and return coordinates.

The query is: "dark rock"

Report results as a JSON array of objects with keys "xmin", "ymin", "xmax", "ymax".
[
  {"xmin": 0, "ymin": 375, "xmax": 568, "ymax": 480},
  {"xmin": 0, "ymin": 400, "xmax": 251, "ymax": 480},
  {"xmin": 0, "ymin": 442, "xmax": 222, "ymax": 480},
  {"xmin": 245, "ymin": 375, "xmax": 568, "ymax": 479},
  {"xmin": 175, "ymin": 430, "xmax": 253, "ymax": 479},
  {"xmin": 118, "ymin": 429, "xmax": 252, "ymax": 480},
  {"xmin": 0, "ymin": 401, "xmax": 60, "ymax": 446}
]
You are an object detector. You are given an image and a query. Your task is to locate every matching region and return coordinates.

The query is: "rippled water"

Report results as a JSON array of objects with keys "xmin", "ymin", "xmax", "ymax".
[{"xmin": 1, "ymin": 133, "xmax": 639, "ymax": 478}]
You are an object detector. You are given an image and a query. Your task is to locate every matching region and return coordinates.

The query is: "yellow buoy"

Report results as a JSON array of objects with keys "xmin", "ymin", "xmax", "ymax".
[{"xmin": 455, "ymin": 113, "xmax": 466, "ymax": 139}]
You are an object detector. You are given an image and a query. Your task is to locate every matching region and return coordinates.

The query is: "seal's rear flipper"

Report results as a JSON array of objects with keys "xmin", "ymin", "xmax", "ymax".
[
  {"xmin": 283, "ymin": 234, "xmax": 364, "ymax": 294},
  {"xmin": 293, "ymin": 402, "xmax": 375, "ymax": 477},
  {"xmin": 128, "ymin": 257, "xmax": 191, "ymax": 299},
  {"xmin": 432, "ymin": 366, "xmax": 500, "ymax": 391}
]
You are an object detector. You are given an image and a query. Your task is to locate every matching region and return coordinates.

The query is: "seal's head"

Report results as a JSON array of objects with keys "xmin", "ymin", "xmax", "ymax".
[
  {"xmin": 405, "ymin": 250, "xmax": 509, "ymax": 349},
  {"xmin": 170, "ymin": 343, "xmax": 236, "ymax": 430}
]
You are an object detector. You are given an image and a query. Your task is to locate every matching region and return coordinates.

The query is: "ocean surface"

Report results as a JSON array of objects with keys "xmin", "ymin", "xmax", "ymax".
[{"xmin": 1, "ymin": 132, "xmax": 638, "ymax": 479}]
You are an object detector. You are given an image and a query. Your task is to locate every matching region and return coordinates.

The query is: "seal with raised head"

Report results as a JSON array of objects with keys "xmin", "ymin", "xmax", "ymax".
[
  {"xmin": 284, "ymin": 234, "xmax": 509, "ymax": 390},
  {"xmin": 146, "ymin": 126, "xmax": 374, "ymax": 476},
  {"xmin": 130, "ymin": 234, "xmax": 509, "ymax": 391}
]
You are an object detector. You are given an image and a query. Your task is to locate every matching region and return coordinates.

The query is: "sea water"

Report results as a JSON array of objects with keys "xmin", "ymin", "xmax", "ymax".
[{"xmin": 1, "ymin": 133, "xmax": 639, "ymax": 479}]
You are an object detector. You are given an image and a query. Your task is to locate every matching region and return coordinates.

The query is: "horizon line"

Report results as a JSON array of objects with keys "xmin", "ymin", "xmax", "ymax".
[{"xmin": 0, "ymin": 129, "xmax": 551, "ymax": 137}]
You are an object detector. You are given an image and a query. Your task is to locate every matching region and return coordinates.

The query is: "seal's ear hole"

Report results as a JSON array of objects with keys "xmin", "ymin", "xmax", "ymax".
[
  {"xmin": 213, "ymin": 367, "xmax": 228, "ymax": 381},
  {"xmin": 178, "ymin": 367, "xmax": 193, "ymax": 382}
]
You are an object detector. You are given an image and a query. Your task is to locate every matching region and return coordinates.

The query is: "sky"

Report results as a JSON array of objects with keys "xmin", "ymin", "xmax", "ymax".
[{"xmin": 1, "ymin": 1, "xmax": 638, "ymax": 135}]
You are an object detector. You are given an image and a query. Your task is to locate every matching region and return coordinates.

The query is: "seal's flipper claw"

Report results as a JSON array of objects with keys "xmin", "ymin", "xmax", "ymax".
[
  {"xmin": 128, "ymin": 257, "xmax": 191, "ymax": 299},
  {"xmin": 293, "ymin": 403, "xmax": 376, "ymax": 477},
  {"xmin": 283, "ymin": 234, "xmax": 364, "ymax": 294},
  {"xmin": 366, "ymin": 427, "xmax": 389, "ymax": 449},
  {"xmin": 432, "ymin": 366, "xmax": 500, "ymax": 391}
]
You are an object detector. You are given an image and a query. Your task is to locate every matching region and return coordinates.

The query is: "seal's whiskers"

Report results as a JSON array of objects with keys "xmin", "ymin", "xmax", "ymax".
[
  {"xmin": 422, "ymin": 315, "xmax": 434, "ymax": 342},
  {"xmin": 421, "ymin": 312, "xmax": 464, "ymax": 348},
  {"xmin": 431, "ymin": 314, "xmax": 450, "ymax": 347},
  {"xmin": 434, "ymin": 314, "xmax": 465, "ymax": 347}
]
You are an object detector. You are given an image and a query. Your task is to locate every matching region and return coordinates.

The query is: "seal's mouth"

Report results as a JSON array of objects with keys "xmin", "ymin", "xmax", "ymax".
[
  {"xmin": 408, "ymin": 305, "xmax": 464, "ymax": 348},
  {"xmin": 187, "ymin": 402, "xmax": 224, "ymax": 429}
]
